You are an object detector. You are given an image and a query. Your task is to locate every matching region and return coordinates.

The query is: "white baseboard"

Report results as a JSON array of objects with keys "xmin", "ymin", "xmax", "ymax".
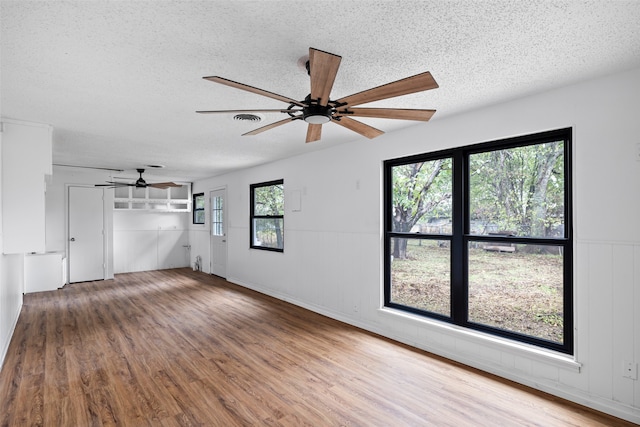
[{"xmin": 0, "ymin": 301, "xmax": 22, "ymax": 372}]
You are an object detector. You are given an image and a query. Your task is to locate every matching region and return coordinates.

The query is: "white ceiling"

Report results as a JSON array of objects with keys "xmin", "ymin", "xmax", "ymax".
[{"xmin": 2, "ymin": 1, "xmax": 640, "ymax": 181}]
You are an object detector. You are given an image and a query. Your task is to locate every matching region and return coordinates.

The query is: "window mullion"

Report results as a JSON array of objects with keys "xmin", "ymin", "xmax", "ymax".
[{"xmin": 450, "ymin": 151, "xmax": 467, "ymax": 325}]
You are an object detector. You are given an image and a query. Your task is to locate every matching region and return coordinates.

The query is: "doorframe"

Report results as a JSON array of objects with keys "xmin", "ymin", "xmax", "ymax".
[
  {"xmin": 209, "ymin": 186, "xmax": 228, "ymax": 277},
  {"xmin": 65, "ymin": 184, "xmax": 114, "ymax": 284}
]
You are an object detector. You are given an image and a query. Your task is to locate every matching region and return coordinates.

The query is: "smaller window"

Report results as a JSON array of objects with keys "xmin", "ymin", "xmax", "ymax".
[
  {"xmin": 250, "ymin": 180, "xmax": 284, "ymax": 252},
  {"xmin": 193, "ymin": 193, "xmax": 205, "ymax": 224},
  {"xmin": 211, "ymin": 194, "xmax": 224, "ymax": 236}
]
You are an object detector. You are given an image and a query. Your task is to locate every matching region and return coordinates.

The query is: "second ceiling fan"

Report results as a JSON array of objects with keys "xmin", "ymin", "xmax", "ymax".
[
  {"xmin": 95, "ymin": 169, "xmax": 181, "ymax": 189},
  {"xmin": 197, "ymin": 47, "xmax": 438, "ymax": 143}
]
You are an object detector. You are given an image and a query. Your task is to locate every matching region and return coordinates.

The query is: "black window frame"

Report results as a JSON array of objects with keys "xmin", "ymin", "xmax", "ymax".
[
  {"xmin": 383, "ymin": 128, "xmax": 573, "ymax": 354},
  {"xmin": 250, "ymin": 179, "xmax": 284, "ymax": 252},
  {"xmin": 193, "ymin": 192, "xmax": 205, "ymax": 224}
]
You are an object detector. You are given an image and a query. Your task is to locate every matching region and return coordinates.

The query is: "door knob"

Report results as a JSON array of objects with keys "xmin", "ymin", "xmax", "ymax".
[{"xmin": 70, "ymin": 237, "xmax": 75, "ymax": 242}]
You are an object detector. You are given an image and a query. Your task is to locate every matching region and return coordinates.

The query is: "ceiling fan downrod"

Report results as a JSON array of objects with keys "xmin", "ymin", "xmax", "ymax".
[{"xmin": 135, "ymin": 169, "xmax": 147, "ymax": 187}]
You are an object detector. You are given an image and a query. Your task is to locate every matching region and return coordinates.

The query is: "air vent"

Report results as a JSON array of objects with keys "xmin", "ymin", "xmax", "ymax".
[{"xmin": 233, "ymin": 113, "xmax": 262, "ymax": 122}]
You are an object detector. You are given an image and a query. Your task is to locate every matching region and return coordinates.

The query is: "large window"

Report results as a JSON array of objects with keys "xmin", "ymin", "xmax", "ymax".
[
  {"xmin": 384, "ymin": 128, "xmax": 573, "ymax": 353},
  {"xmin": 250, "ymin": 179, "xmax": 284, "ymax": 252}
]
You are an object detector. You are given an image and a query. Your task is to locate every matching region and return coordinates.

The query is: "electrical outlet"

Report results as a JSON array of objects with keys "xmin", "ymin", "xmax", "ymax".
[{"xmin": 623, "ymin": 360, "xmax": 638, "ymax": 380}]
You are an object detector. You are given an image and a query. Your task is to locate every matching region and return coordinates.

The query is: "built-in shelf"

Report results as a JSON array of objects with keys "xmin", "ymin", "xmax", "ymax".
[{"xmin": 113, "ymin": 183, "xmax": 191, "ymax": 212}]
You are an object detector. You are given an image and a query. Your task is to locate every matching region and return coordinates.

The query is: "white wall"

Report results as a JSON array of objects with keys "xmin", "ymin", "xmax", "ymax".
[
  {"xmin": 191, "ymin": 67, "xmax": 640, "ymax": 423},
  {"xmin": 114, "ymin": 210, "xmax": 190, "ymax": 273},
  {"xmin": 0, "ymin": 129, "xmax": 25, "ymax": 369}
]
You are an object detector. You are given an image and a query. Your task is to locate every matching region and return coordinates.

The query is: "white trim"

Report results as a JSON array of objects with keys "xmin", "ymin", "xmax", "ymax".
[
  {"xmin": 377, "ymin": 307, "xmax": 581, "ymax": 372},
  {"xmin": 0, "ymin": 296, "xmax": 22, "ymax": 370}
]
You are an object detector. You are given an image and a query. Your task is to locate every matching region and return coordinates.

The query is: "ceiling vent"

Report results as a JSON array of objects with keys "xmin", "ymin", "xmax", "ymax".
[{"xmin": 233, "ymin": 113, "xmax": 262, "ymax": 122}]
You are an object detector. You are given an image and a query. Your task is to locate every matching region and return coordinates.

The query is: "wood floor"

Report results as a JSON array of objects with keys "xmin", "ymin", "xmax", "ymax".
[{"xmin": 0, "ymin": 268, "xmax": 634, "ymax": 426}]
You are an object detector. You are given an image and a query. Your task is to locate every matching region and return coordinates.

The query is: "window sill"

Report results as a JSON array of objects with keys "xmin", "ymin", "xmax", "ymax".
[{"xmin": 378, "ymin": 307, "xmax": 581, "ymax": 373}]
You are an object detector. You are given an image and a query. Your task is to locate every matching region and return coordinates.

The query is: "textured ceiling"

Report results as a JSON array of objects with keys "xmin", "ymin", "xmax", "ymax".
[{"xmin": 2, "ymin": 1, "xmax": 640, "ymax": 181}]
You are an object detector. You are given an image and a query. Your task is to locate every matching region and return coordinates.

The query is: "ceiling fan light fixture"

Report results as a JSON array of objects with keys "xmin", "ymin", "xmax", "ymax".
[
  {"xmin": 302, "ymin": 104, "xmax": 332, "ymax": 124},
  {"xmin": 303, "ymin": 114, "xmax": 331, "ymax": 124}
]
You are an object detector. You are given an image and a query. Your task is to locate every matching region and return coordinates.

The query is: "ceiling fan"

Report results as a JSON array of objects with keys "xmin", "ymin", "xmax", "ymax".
[
  {"xmin": 197, "ymin": 47, "xmax": 438, "ymax": 143},
  {"xmin": 95, "ymin": 169, "xmax": 182, "ymax": 189}
]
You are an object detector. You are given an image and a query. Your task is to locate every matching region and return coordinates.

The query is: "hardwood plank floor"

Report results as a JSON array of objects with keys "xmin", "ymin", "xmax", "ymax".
[{"xmin": 0, "ymin": 268, "xmax": 634, "ymax": 426}]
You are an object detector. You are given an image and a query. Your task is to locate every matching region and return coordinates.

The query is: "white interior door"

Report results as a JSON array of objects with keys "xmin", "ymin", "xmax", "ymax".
[
  {"xmin": 69, "ymin": 186, "xmax": 105, "ymax": 283},
  {"xmin": 210, "ymin": 188, "xmax": 227, "ymax": 278}
]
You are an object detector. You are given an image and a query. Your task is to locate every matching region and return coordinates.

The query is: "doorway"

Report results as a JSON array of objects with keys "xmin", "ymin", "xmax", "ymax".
[
  {"xmin": 210, "ymin": 188, "xmax": 227, "ymax": 278},
  {"xmin": 68, "ymin": 186, "xmax": 105, "ymax": 283}
]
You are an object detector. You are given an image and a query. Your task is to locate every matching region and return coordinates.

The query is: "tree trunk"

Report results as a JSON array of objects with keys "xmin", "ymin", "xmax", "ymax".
[
  {"xmin": 392, "ymin": 238, "xmax": 408, "ymax": 259},
  {"xmin": 530, "ymin": 145, "xmax": 562, "ymax": 237}
]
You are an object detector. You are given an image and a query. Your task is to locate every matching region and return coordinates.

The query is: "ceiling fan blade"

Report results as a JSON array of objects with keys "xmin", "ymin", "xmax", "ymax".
[
  {"xmin": 243, "ymin": 117, "xmax": 298, "ymax": 136},
  {"xmin": 196, "ymin": 108, "xmax": 302, "ymax": 114},
  {"xmin": 335, "ymin": 71, "xmax": 438, "ymax": 107},
  {"xmin": 203, "ymin": 76, "xmax": 306, "ymax": 107},
  {"xmin": 149, "ymin": 182, "xmax": 182, "ymax": 189},
  {"xmin": 309, "ymin": 48, "xmax": 342, "ymax": 107},
  {"xmin": 55, "ymin": 164, "xmax": 124, "ymax": 172},
  {"xmin": 332, "ymin": 117, "xmax": 384, "ymax": 139},
  {"xmin": 306, "ymin": 124, "xmax": 322, "ymax": 143},
  {"xmin": 95, "ymin": 182, "xmax": 133, "ymax": 187},
  {"xmin": 336, "ymin": 107, "xmax": 436, "ymax": 121}
]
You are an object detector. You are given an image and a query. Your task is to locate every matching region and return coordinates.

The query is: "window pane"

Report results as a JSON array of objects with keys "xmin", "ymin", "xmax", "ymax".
[
  {"xmin": 390, "ymin": 238, "xmax": 450, "ymax": 317},
  {"xmin": 195, "ymin": 195, "xmax": 205, "ymax": 209},
  {"xmin": 170, "ymin": 185, "xmax": 188, "ymax": 200},
  {"xmin": 253, "ymin": 218, "xmax": 284, "ymax": 249},
  {"xmin": 148, "ymin": 187, "xmax": 166, "ymax": 199},
  {"xmin": 391, "ymin": 158, "xmax": 452, "ymax": 234},
  {"xmin": 212, "ymin": 221, "xmax": 223, "ymax": 236},
  {"xmin": 468, "ymin": 242, "xmax": 564, "ymax": 344},
  {"xmin": 114, "ymin": 187, "xmax": 129, "ymax": 198},
  {"xmin": 469, "ymin": 141, "xmax": 565, "ymax": 238},
  {"xmin": 195, "ymin": 210, "xmax": 205, "ymax": 224},
  {"xmin": 212, "ymin": 195, "xmax": 222, "ymax": 211},
  {"xmin": 132, "ymin": 187, "xmax": 146, "ymax": 199},
  {"xmin": 254, "ymin": 184, "xmax": 284, "ymax": 216}
]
